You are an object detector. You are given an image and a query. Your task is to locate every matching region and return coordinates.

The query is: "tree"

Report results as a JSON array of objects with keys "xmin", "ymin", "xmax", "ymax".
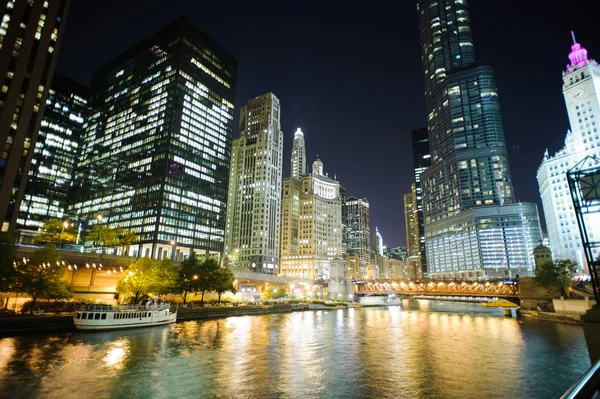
[
  {"xmin": 175, "ymin": 252, "xmax": 203, "ymax": 304},
  {"xmin": 13, "ymin": 245, "xmax": 73, "ymax": 314},
  {"xmin": 535, "ymin": 259, "xmax": 577, "ymax": 298},
  {"xmin": 214, "ymin": 267, "xmax": 236, "ymax": 304},
  {"xmin": 197, "ymin": 257, "xmax": 220, "ymax": 305},
  {"xmin": 0, "ymin": 233, "xmax": 16, "ymax": 308},
  {"xmin": 116, "ymin": 258, "xmax": 178, "ymax": 303},
  {"xmin": 34, "ymin": 219, "xmax": 77, "ymax": 247},
  {"xmin": 84, "ymin": 225, "xmax": 117, "ymax": 254},
  {"xmin": 261, "ymin": 286, "xmax": 286, "ymax": 302},
  {"xmin": 118, "ymin": 229, "xmax": 139, "ymax": 256}
]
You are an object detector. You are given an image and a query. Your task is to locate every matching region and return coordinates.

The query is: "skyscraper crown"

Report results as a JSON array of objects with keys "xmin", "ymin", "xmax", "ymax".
[{"xmin": 567, "ymin": 31, "xmax": 591, "ymax": 73}]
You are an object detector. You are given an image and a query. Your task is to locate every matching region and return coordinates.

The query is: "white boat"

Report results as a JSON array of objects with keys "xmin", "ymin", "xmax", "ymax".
[
  {"xmin": 73, "ymin": 298, "xmax": 177, "ymax": 331},
  {"xmin": 359, "ymin": 294, "xmax": 403, "ymax": 307}
]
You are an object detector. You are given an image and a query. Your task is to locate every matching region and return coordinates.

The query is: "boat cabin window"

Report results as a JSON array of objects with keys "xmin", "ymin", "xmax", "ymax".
[
  {"xmin": 76, "ymin": 313, "xmax": 81, "ymax": 319},
  {"xmin": 94, "ymin": 313, "xmax": 101, "ymax": 320},
  {"xmin": 81, "ymin": 312, "xmax": 87, "ymax": 319},
  {"xmin": 101, "ymin": 314, "xmax": 107, "ymax": 320}
]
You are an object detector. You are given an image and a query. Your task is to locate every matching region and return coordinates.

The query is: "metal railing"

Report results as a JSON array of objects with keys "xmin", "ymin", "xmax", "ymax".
[
  {"xmin": 561, "ymin": 358, "xmax": 600, "ymax": 398},
  {"xmin": 74, "ymin": 303, "xmax": 172, "ymax": 312}
]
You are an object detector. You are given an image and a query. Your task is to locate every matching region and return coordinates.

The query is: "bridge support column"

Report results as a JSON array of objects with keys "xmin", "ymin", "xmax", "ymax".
[{"xmin": 581, "ymin": 304, "xmax": 600, "ymax": 363}]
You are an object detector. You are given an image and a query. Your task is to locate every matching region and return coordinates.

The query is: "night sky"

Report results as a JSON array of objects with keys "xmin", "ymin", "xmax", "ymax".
[{"xmin": 56, "ymin": 1, "xmax": 596, "ymax": 247}]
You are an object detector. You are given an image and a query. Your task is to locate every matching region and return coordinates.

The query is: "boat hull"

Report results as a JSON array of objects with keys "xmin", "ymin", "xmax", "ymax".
[
  {"xmin": 74, "ymin": 306, "xmax": 177, "ymax": 331},
  {"xmin": 74, "ymin": 315, "xmax": 177, "ymax": 331},
  {"xmin": 359, "ymin": 296, "xmax": 402, "ymax": 307}
]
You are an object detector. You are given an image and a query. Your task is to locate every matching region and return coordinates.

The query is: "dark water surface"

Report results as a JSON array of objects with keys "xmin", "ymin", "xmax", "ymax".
[{"xmin": 0, "ymin": 301, "xmax": 590, "ymax": 399}]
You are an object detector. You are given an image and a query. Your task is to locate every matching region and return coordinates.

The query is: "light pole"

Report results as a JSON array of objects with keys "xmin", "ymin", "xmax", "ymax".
[{"xmin": 59, "ymin": 221, "xmax": 69, "ymax": 248}]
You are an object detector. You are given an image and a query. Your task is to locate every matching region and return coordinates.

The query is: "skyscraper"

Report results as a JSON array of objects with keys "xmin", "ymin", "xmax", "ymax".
[
  {"xmin": 290, "ymin": 127, "xmax": 306, "ymax": 180},
  {"xmin": 224, "ymin": 93, "xmax": 283, "ymax": 273},
  {"xmin": 70, "ymin": 17, "xmax": 237, "ymax": 259},
  {"xmin": 17, "ymin": 74, "xmax": 88, "ymax": 240},
  {"xmin": 404, "ymin": 183, "xmax": 422, "ymax": 279},
  {"xmin": 417, "ymin": 0, "xmax": 542, "ymax": 278},
  {"xmin": 411, "ymin": 127, "xmax": 430, "ymax": 274},
  {"xmin": 0, "ymin": 0, "xmax": 71, "ymax": 232},
  {"xmin": 344, "ymin": 196, "xmax": 371, "ymax": 272},
  {"xmin": 280, "ymin": 158, "xmax": 342, "ymax": 280},
  {"xmin": 537, "ymin": 34, "xmax": 600, "ymax": 272}
]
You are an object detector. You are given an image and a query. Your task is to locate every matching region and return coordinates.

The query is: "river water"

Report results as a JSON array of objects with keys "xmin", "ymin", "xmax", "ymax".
[{"xmin": 0, "ymin": 300, "xmax": 591, "ymax": 399}]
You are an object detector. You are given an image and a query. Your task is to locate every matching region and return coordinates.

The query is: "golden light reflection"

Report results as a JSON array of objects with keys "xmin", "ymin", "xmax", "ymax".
[
  {"xmin": 103, "ymin": 339, "xmax": 129, "ymax": 369},
  {"xmin": 0, "ymin": 338, "xmax": 16, "ymax": 371}
]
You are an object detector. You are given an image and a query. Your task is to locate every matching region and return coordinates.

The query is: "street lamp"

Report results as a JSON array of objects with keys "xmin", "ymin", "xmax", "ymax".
[{"xmin": 59, "ymin": 220, "xmax": 69, "ymax": 248}]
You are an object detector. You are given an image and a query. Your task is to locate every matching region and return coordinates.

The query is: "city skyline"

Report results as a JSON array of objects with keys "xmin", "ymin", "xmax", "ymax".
[{"xmin": 52, "ymin": 1, "xmax": 595, "ymax": 247}]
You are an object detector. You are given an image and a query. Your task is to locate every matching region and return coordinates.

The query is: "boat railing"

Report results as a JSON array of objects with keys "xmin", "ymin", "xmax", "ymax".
[
  {"xmin": 74, "ymin": 303, "xmax": 173, "ymax": 312},
  {"xmin": 561, "ymin": 357, "xmax": 600, "ymax": 398}
]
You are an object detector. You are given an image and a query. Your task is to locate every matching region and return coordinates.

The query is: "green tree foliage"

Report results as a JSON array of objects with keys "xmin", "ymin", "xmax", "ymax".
[
  {"xmin": 13, "ymin": 245, "xmax": 72, "ymax": 314},
  {"xmin": 214, "ymin": 267, "xmax": 236, "ymax": 304},
  {"xmin": 0, "ymin": 233, "xmax": 16, "ymax": 295},
  {"xmin": 84, "ymin": 225, "xmax": 116, "ymax": 253},
  {"xmin": 34, "ymin": 219, "xmax": 77, "ymax": 247},
  {"xmin": 261, "ymin": 286, "xmax": 287, "ymax": 301},
  {"xmin": 175, "ymin": 252, "xmax": 204, "ymax": 304},
  {"xmin": 117, "ymin": 229, "xmax": 139, "ymax": 256},
  {"xmin": 116, "ymin": 258, "xmax": 178, "ymax": 303},
  {"xmin": 535, "ymin": 259, "xmax": 577, "ymax": 298},
  {"xmin": 197, "ymin": 258, "xmax": 220, "ymax": 305}
]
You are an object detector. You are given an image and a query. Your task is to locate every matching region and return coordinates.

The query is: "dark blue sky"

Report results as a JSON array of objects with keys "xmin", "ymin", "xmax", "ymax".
[{"xmin": 57, "ymin": 1, "xmax": 596, "ymax": 247}]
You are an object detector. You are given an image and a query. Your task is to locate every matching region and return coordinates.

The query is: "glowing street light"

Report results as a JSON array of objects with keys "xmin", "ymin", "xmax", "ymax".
[{"xmin": 59, "ymin": 220, "xmax": 69, "ymax": 248}]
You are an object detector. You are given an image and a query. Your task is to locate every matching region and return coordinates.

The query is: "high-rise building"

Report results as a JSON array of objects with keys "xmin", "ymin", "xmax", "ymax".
[
  {"xmin": 411, "ymin": 127, "xmax": 430, "ymax": 274},
  {"xmin": 404, "ymin": 183, "xmax": 422, "ymax": 279},
  {"xmin": 537, "ymin": 34, "xmax": 600, "ymax": 272},
  {"xmin": 16, "ymin": 74, "xmax": 88, "ymax": 240},
  {"xmin": 374, "ymin": 226, "xmax": 384, "ymax": 257},
  {"xmin": 224, "ymin": 93, "xmax": 283, "ymax": 273},
  {"xmin": 0, "ymin": 0, "xmax": 71, "ymax": 232},
  {"xmin": 280, "ymin": 158, "xmax": 342, "ymax": 280},
  {"xmin": 290, "ymin": 127, "xmax": 306, "ymax": 180},
  {"xmin": 70, "ymin": 17, "xmax": 237, "ymax": 260},
  {"xmin": 344, "ymin": 196, "xmax": 371, "ymax": 272},
  {"xmin": 417, "ymin": 0, "xmax": 541, "ymax": 278}
]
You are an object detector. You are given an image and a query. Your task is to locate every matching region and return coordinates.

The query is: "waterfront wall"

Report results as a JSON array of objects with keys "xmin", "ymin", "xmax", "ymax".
[{"xmin": 553, "ymin": 298, "xmax": 595, "ymax": 315}]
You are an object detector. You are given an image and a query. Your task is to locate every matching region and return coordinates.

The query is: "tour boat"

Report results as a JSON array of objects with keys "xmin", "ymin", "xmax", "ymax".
[
  {"xmin": 481, "ymin": 298, "xmax": 518, "ymax": 308},
  {"xmin": 358, "ymin": 294, "xmax": 403, "ymax": 307},
  {"xmin": 73, "ymin": 298, "xmax": 177, "ymax": 331}
]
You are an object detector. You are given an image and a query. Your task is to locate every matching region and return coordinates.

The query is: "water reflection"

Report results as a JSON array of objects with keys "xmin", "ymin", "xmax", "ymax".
[{"xmin": 0, "ymin": 301, "xmax": 591, "ymax": 399}]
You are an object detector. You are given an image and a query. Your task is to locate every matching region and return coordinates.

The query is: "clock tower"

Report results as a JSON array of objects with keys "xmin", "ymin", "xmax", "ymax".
[{"xmin": 563, "ymin": 32, "xmax": 600, "ymax": 153}]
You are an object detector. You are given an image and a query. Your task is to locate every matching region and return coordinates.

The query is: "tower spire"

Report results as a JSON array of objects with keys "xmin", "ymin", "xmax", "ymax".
[{"xmin": 571, "ymin": 31, "xmax": 576, "ymax": 45}]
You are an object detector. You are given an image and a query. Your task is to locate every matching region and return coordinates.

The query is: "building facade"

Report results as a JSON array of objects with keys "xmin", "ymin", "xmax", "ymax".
[
  {"xmin": 290, "ymin": 127, "xmax": 306, "ymax": 180},
  {"xmin": 17, "ymin": 74, "xmax": 88, "ymax": 239},
  {"xmin": 411, "ymin": 127, "xmax": 430, "ymax": 274},
  {"xmin": 0, "ymin": 0, "xmax": 71, "ymax": 232},
  {"xmin": 344, "ymin": 196, "xmax": 371, "ymax": 273},
  {"xmin": 280, "ymin": 158, "xmax": 343, "ymax": 280},
  {"xmin": 224, "ymin": 93, "xmax": 283, "ymax": 273},
  {"xmin": 417, "ymin": 0, "xmax": 541, "ymax": 278},
  {"xmin": 404, "ymin": 183, "xmax": 422, "ymax": 279},
  {"xmin": 70, "ymin": 17, "xmax": 237, "ymax": 259},
  {"xmin": 537, "ymin": 34, "xmax": 600, "ymax": 272}
]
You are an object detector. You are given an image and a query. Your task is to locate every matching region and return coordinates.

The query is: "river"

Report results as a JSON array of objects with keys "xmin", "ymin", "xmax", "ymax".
[{"xmin": 0, "ymin": 300, "xmax": 591, "ymax": 399}]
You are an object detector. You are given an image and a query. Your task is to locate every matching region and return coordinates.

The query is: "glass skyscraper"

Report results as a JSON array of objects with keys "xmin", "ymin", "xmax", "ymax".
[
  {"xmin": 0, "ymin": 0, "xmax": 70, "ymax": 232},
  {"xmin": 70, "ymin": 17, "xmax": 237, "ymax": 259},
  {"xmin": 17, "ymin": 74, "xmax": 88, "ymax": 239},
  {"xmin": 417, "ymin": 0, "xmax": 541, "ymax": 278},
  {"xmin": 410, "ymin": 127, "xmax": 430, "ymax": 274}
]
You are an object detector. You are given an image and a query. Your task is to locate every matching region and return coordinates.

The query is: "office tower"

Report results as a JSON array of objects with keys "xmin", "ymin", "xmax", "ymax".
[
  {"xmin": 340, "ymin": 184, "xmax": 348, "ymax": 256},
  {"xmin": 417, "ymin": 0, "xmax": 542, "ymax": 278},
  {"xmin": 374, "ymin": 226, "xmax": 384, "ymax": 257},
  {"xmin": 290, "ymin": 127, "xmax": 306, "ymax": 179},
  {"xmin": 411, "ymin": 127, "xmax": 430, "ymax": 274},
  {"xmin": 70, "ymin": 17, "xmax": 237, "ymax": 259},
  {"xmin": 344, "ymin": 196, "xmax": 371, "ymax": 272},
  {"xmin": 17, "ymin": 74, "xmax": 88, "ymax": 240},
  {"xmin": 404, "ymin": 183, "xmax": 422, "ymax": 279},
  {"xmin": 280, "ymin": 158, "xmax": 342, "ymax": 279},
  {"xmin": 0, "ymin": 0, "xmax": 71, "ymax": 232},
  {"xmin": 224, "ymin": 93, "xmax": 283, "ymax": 273},
  {"xmin": 537, "ymin": 34, "xmax": 600, "ymax": 272}
]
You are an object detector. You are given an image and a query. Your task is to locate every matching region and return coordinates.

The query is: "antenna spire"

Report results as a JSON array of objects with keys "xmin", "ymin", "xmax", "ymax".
[{"xmin": 571, "ymin": 31, "xmax": 577, "ymax": 44}]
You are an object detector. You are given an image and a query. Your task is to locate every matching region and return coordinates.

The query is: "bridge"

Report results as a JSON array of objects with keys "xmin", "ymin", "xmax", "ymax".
[{"xmin": 355, "ymin": 280, "xmax": 520, "ymax": 299}]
